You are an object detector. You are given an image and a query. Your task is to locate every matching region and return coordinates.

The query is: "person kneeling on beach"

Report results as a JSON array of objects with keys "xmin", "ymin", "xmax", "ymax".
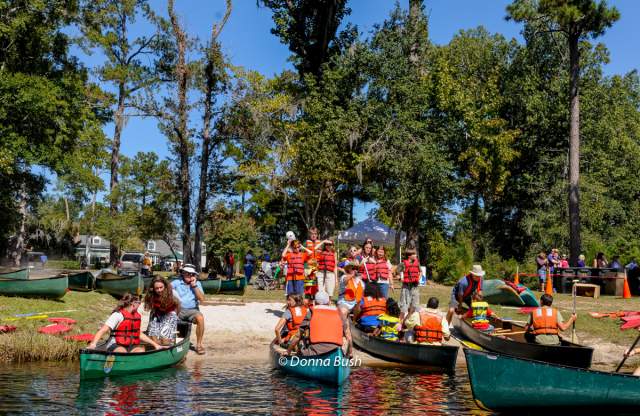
[
  {"xmin": 172, "ymin": 265, "xmax": 206, "ymax": 355},
  {"xmin": 525, "ymin": 294, "xmax": 576, "ymax": 346},
  {"xmin": 287, "ymin": 291, "xmax": 353, "ymax": 358},
  {"xmin": 273, "ymin": 294, "xmax": 307, "ymax": 347},
  {"xmin": 88, "ymin": 294, "xmax": 164, "ymax": 353}
]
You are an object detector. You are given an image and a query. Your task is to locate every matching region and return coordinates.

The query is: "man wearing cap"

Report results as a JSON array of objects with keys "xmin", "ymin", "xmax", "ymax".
[
  {"xmin": 446, "ymin": 264, "xmax": 485, "ymax": 325},
  {"xmin": 287, "ymin": 291, "xmax": 353, "ymax": 357},
  {"xmin": 172, "ymin": 265, "xmax": 206, "ymax": 354},
  {"xmin": 396, "ymin": 248, "xmax": 421, "ymax": 318}
]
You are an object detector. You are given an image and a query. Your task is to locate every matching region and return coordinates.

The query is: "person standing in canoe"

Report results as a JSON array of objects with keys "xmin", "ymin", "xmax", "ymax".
[
  {"xmin": 525, "ymin": 294, "xmax": 577, "ymax": 345},
  {"xmin": 281, "ymin": 239, "xmax": 314, "ymax": 295},
  {"xmin": 353, "ymin": 283, "xmax": 387, "ymax": 332},
  {"xmin": 404, "ymin": 297, "xmax": 450, "ymax": 345},
  {"xmin": 336, "ymin": 261, "xmax": 365, "ymax": 320},
  {"xmin": 144, "ymin": 276, "xmax": 180, "ymax": 345},
  {"xmin": 317, "ymin": 240, "xmax": 338, "ymax": 297},
  {"xmin": 396, "ymin": 248, "xmax": 421, "ymax": 319},
  {"xmin": 172, "ymin": 265, "xmax": 206, "ymax": 355},
  {"xmin": 373, "ymin": 246, "xmax": 393, "ymax": 298},
  {"xmin": 286, "ymin": 291, "xmax": 353, "ymax": 358},
  {"xmin": 273, "ymin": 294, "xmax": 307, "ymax": 347},
  {"xmin": 446, "ymin": 264, "xmax": 485, "ymax": 325},
  {"xmin": 88, "ymin": 294, "xmax": 165, "ymax": 353}
]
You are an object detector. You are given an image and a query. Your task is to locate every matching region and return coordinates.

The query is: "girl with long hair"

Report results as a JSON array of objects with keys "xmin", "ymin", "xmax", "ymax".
[
  {"xmin": 374, "ymin": 246, "xmax": 394, "ymax": 298},
  {"xmin": 144, "ymin": 276, "xmax": 181, "ymax": 345}
]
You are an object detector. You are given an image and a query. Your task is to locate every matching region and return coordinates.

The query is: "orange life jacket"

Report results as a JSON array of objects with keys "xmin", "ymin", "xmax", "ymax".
[
  {"xmin": 402, "ymin": 259, "xmax": 421, "ymax": 284},
  {"xmin": 284, "ymin": 305, "xmax": 308, "ymax": 341},
  {"xmin": 113, "ymin": 308, "xmax": 141, "ymax": 346},
  {"xmin": 359, "ymin": 260, "xmax": 376, "ymax": 281},
  {"xmin": 414, "ymin": 311, "xmax": 443, "ymax": 343},
  {"xmin": 343, "ymin": 277, "xmax": 364, "ymax": 303},
  {"xmin": 318, "ymin": 251, "xmax": 336, "ymax": 271},
  {"xmin": 375, "ymin": 259, "xmax": 390, "ymax": 281},
  {"xmin": 286, "ymin": 251, "xmax": 305, "ymax": 280},
  {"xmin": 360, "ymin": 296, "xmax": 387, "ymax": 317},
  {"xmin": 305, "ymin": 240, "xmax": 319, "ymax": 261},
  {"xmin": 530, "ymin": 307, "xmax": 559, "ymax": 335},
  {"xmin": 309, "ymin": 306, "xmax": 343, "ymax": 346}
]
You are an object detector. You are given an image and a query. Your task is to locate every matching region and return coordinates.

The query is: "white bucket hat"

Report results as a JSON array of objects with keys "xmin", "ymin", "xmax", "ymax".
[
  {"xmin": 469, "ymin": 265, "xmax": 485, "ymax": 277},
  {"xmin": 181, "ymin": 265, "xmax": 197, "ymax": 274}
]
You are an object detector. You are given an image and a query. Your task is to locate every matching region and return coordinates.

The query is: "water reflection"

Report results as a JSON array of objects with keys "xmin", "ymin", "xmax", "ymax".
[{"xmin": 0, "ymin": 360, "xmax": 488, "ymax": 415}]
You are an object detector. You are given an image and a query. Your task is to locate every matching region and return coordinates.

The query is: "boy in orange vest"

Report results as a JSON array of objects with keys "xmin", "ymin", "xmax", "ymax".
[
  {"xmin": 281, "ymin": 239, "xmax": 314, "ymax": 295},
  {"xmin": 397, "ymin": 248, "xmax": 421, "ymax": 319}
]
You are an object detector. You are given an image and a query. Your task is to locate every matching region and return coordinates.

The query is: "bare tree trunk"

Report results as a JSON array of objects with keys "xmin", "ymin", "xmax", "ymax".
[
  {"xmin": 11, "ymin": 185, "xmax": 28, "ymax": 267},
  {"xmin": 110, "ymin": 80, "xmax": 126, "ymax": 265},
  {"xmin": 394, "ymin": 225, "xmax": 401, "ymax": 264},
  {"xmin": 568, "ymin": 32, "xmax": 581, "ymax": 266},
  {"xmin": 168, "ymin": 0, "xmax": 193, "ymax": 266}
]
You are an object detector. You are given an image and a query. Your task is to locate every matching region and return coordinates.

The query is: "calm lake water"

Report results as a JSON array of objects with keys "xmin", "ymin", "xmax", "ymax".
[{"xmin": 0, "ymin": 360, "xmax": 489, "ymax": 415}]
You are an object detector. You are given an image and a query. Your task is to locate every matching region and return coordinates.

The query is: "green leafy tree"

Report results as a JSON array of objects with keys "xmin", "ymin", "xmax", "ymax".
[{"xmin": 507, "ymin": 0, "xmax": 620, "ymax": 264}]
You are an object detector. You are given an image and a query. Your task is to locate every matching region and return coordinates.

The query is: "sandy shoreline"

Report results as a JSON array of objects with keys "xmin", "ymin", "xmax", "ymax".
[{"xmin": 139, "ymin": 302, "xmax": 629, "ymax": 370}]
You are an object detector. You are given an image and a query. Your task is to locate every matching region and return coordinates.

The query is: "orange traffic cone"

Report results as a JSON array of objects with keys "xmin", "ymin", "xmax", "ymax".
[
  {"xmin": 545, "ymin": 268, "xmax": 553, "ymax": 295},
  {"xmin": 623, "ymin": 271, "xmax": 632, "ymax": 299},
  {"xmin": 514, "ymin": 267, "xmax": 520, "ymax": 285}
]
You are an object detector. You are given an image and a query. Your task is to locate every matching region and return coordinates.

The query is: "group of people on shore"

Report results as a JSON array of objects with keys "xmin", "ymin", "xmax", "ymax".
[{"xmin": 89, "ymin": 265, "xmax": 208, "ymax": 355}]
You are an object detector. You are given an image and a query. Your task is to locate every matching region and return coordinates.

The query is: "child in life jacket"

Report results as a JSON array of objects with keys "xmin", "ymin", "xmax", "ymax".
[
  {"xmin": 463, "ymin": 293, "xmax": 495, "ymax": 332},
  {"xmin": 88, "ymin": 293, "xmax": 165, "ymax": 353},
  {"xmin": 274, "ymin": 294, "xmax": 307, "ymax": 347},
  {"xmin": 374, "ymin": 298, "xmax": 402, "ymax": 341}
]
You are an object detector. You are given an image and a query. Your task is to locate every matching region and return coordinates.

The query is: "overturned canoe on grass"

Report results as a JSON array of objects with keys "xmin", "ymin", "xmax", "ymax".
[
  {"xmin": 0, "ymin": 274, "xmax": 68, "ymax": 299},
  {"xmin": 481, "ymin": 279, "xmax": 525, "ymax": 306},
  {"xmin": 465, "ymin": 348, "xmax": 640, "ymax": 413},
  {"xmin": 349, "ymin": 321, "xmax": 458, "ymax": 370}
]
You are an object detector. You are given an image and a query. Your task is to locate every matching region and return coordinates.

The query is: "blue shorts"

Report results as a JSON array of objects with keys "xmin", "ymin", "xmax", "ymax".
[{"xmin": 286, "ymin": 280, "xmax": 304, "ymax": 295}]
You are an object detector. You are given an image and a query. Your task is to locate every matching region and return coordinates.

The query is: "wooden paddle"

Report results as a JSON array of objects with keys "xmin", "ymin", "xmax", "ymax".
[
  {"xmin": 572, "ymin": 279, "xmax": 579, "ymax": 344},
  {"xmin": 450, "ymin": 333, "xmax": 483, "ymax": 350},
  {"xmin": 616, "ymin": 331, "xmax": 640, "ymax": 372}
]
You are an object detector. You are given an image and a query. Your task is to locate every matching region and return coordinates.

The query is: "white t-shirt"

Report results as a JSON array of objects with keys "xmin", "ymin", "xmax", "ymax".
[{"xmin": 104, "ymin": 311, "xmax": 124, "ymax": 330}]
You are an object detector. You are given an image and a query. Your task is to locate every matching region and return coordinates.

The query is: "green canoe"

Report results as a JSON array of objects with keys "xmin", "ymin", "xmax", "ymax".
[
  {"xmin": 68, "ymin": 271, "xmax": 95, "ymax": 292},
  {"xmin": 270, "ymin": 343, "xmax": 351, "ymax": 386},
  {"xmin": 481, "ymin": 279, "xmax": 525, "ymax": 306},
  {"xmin": 465, "ymin": 348, "xmax": 640, "ymax": 413},
  {"xmin": 200, "ymin": 276, "xmax": 246, "ymax": 295},
  {"xmin": 79, "ymin": 324, "xmax": 191, "ymax": 379},
  {"xmin": 0, "ymin": 274, "xmax": 68, "ymax": 299},
  {"xmin": 95, "ymin": 270, "xmax": 143, "ymax": 297},
  {"xmin": 0, "ymin": 268, "xmax": 30, "ymax": 280}
]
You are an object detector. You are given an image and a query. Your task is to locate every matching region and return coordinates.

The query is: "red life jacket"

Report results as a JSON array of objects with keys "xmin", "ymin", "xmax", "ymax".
[
  {"xmin": 284, "ymin": 305, "xmax": 308, "ymax": 341},
  {"xmin": 359, "ymin": 259, "xmax": 376, "ymax": 281},
  {"xmin": 375, "ymin": 259, "xmax": 390, "ymax": 281},
  {"xmin": 402, "ymin": 259, "xmax": 420, "ymax": 284},
  {"xmin": 309, "ymin": 306, "xmax": 343, "ymax": 346},
  {"xmin": 414, "ymin": 311, "xmax": 443, "ymax": 343},
  {"xmin": 318, "ymin": 251, "xmax": 336, "ymax": 272},
  {"xmin": 113, "ymin": 308, "xmax": 141, "ymax": 346},
  {"xmin": 360, "ymin": 296, "xmax": 387, "ymax": 317},
  {"xmin": 461, "ymin": 274, "xmax": 482, "ymax": 300},
  {"xmin": 286, "ymin": 251, "xmax": 305, "ymax": 280}
]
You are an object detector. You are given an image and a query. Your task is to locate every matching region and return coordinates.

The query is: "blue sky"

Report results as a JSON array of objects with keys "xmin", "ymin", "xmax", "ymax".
[{"xmin": 81, "ymin": 0, "xmax": 640, "ymax": 222}]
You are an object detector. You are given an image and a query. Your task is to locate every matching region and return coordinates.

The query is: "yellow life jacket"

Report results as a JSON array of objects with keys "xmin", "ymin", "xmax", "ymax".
[
  {"xmin": 378, "ymin": 314, "xmax": 400, "ymax": 341},
  {"xmin": 471, "ymin": 301, "xmax": 489, "ymax": 327}
]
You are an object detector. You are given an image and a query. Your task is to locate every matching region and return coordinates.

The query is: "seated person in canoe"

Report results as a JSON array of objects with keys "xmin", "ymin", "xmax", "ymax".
[
  {"xmin": 462, "ymin": 293, "xmax": 496, "ymax": 333},
  {"xmin": 274, "ymin": 294, "xmax": 307, "ymax": 347},
  {"xmin": 336, "ymin": 261, "xmax": 365, "ymax": 321},
  {"xmin": 525, "ymin": 294, "xmax": 577, "ymax": 345},
  {"xmin": 446, "ymin": 265, "xmax": 485, "ymax": 324},
  {"xmin": 287, "ymin": 291, "xmax": 353, "ymax": 358},
  {"xmin": 281, "ymin": 239, "xmax": 314, "ymax": 295},
  {"xmin": 172, "ymin": 264, "xmax": 206, "ymax": 355},
  {"xmin": 144, "ymin": 276, "xmax": 180, "ymax": 345},
  {"xmin": 88, "ymin": 294, "xmax": 165, "ymax": 353},
  {"xmin": 353, "ymin": 283, "xmax": 387, "ymax": 332},
  {"xmin": 396, "ymin": 248, "xmax": 421, "ymax": 320},
  {"xmin": 404, "ymin": 297, "xmax": 450, "ymax": 345},
  {"xmin": 374, "ymin": 298, "xmax": 402, "ymax": 341}
]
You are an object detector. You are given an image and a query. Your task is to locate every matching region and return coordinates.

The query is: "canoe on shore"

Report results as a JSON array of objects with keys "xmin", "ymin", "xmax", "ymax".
[
  {"xmin": 465, "ymin": 348, "xmax": 640, "ymax": 413},
  {"xmin": 0, "ymin": 274, "xmax": 68, "ymax": 299},
  {"xmin": 67, "ymin": 271, "xmax": 95, "ymax": 292},
  {"xmin": 270, "ymin": 343, "xmax": 351, "ymax": 386},
  {"xmin": 349, "ymin": 321, "xmax": 458, "ymax": 371},
  {"xmin": 200, "ymin": 276, "xmax": 247, "ymax": 295},
  {"xmin": 95, "ymin": 271, "xmax": 143, "ymax": 297},
  {"xmin": 482, "ymin": 279, "xmax": 525, "ymax": 306},
  {"xmin": 0, "ymin": 268, "xmax": 30, "ymax": 280},
  {"xmin": 454, "ymin": 314, "xmax": 593, "ymax": 368},
  {"xmin": 79, "ymin": 323, "xmax": 191, "ymax": 379}
]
